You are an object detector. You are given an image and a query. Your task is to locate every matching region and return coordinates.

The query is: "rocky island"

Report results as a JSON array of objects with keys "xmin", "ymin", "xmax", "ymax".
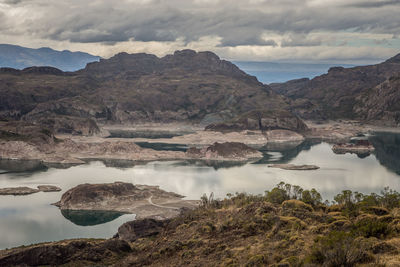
[
  {"xmin": 268, "ymin": 164, "xmax": 320, "ymax": 170},
  {"xmin": 53, "ymin": 182, "xmax": 198, "ymax": 220},
  {"xmin": 332, "ymin": 140, "xmax": 375, "ymax": 156},
  {"xmin": 185, "ymin": 142, "xmax": 263, "ymax": 161},
  {"xmin": 0, "ymin": 185, "xmax": 61, "ymax": 196}
]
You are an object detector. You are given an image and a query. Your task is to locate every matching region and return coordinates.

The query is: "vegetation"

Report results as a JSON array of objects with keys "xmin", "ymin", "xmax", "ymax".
[
  {"xmin": 2, "ymin": 182, "xmax": 400, "ymax": 266},
  {"xmin": 118, "ymin": 183, "xmax": 400, "ymax": 266}
]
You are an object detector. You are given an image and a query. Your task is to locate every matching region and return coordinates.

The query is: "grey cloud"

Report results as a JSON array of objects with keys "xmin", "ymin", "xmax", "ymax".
[
  {"xmin": 346, "ymin": 0, "xmax": 400, "ymax": 8},
  {"xmin": 1, "ymin": 0, "xmax": 400, "ymax": 48},
  {"xmin": 280, "ymin": 33, "xmax": 323, "ymax": 47}
]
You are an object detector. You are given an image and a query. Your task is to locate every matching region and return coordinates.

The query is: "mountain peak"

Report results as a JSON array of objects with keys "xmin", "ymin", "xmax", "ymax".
[{"xmin": 384, "ymin": 53, "xmax": 400, "ymax": 64}]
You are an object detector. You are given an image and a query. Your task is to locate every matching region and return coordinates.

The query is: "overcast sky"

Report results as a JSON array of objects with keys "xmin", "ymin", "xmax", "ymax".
[{"xmin": 0, "ymin": 0, "xmax": 399, "ymax": 63}]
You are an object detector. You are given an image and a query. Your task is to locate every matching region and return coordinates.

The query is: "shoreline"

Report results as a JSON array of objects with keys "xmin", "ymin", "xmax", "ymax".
[{"xmin": 1, "ymin": 121, "xmax": 398, "ymax": 165}]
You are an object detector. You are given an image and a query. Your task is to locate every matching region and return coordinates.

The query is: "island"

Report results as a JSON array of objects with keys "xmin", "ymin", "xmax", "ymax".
[{"xmin": 53, "ymin": 182, "xmax": 199, "ymax": 220}]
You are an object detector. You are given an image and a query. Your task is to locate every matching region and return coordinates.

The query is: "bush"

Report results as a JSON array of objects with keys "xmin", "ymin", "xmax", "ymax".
[
  {"xmin": 282, "ymin": 199, "xmax": 313, "ymax": 212},
  {"xmin": 265, "ymin": 188, "xmax": 288, "ymax": 204},
  {"xmin": 353, "ymin": 218, "xmax": 390, "ymax": 238},
  {"xmin": 245, "ymin": 254, "xmax": 268, "ymax": 266},
  {"xmin": 306, "ymin": 231, "xmax": 372, "ymax": 266}
]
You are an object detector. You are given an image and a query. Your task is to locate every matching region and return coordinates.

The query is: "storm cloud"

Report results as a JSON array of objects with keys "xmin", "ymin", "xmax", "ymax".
[{"xmin": 0, "ymin": 0, "xmax": 399, "ymax": 63}]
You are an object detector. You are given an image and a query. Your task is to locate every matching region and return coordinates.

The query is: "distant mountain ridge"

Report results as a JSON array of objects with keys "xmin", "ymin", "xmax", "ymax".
[
  {"xmin": 270, "ymin": 53, "xmax": 400, "ymax": 126},
  {"xmin": 0, "ymin": 44, "xmax": 100, "ymax": 71},
  {"xmin": 234, "ymin": 61, "xmax": 355, "ymax": 84}
]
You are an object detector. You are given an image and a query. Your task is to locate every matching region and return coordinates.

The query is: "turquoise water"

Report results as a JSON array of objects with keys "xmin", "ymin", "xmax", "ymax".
[{"xmin": 0, "ymin": 133, "xmax": 399, "ymax": 249}]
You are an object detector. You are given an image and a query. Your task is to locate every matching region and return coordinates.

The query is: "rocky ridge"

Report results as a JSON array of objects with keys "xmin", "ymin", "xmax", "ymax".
[
  {"xmin": 0, "ymin": 49, "xmax": 294, "ymax": 135},
  {"xmin": 270, "ymin": 53, "xmax": 400, "ymax": 125}
]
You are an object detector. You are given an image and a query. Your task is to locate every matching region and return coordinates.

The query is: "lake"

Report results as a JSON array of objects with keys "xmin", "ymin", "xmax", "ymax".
[{"xmin": 0, "ymin": 132, "xmax": 399, "ymax": 249}]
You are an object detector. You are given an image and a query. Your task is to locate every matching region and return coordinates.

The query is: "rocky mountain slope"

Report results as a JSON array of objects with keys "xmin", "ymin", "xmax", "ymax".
[
  {"xmin": 0, "ymin": 49, "xmax": 291, "ymax": 135},
  {"xmin": 0, "ymin": 44, "xmax": 100, "ymax": 71},
  {"xmin": 270, "ymin": 53, "xmax": 400, "ymax": 125}
]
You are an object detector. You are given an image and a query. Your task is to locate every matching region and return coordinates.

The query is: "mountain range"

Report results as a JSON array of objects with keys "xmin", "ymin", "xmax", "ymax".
[
  {"xmin": 0, "ymin": 49, "xmax": 293, "ymax": 135},
  {"xmin": 270, "ymin": 53, "xmax": 400, "ymax": 126},
  {"xmin": 1, "ymin": 46, "xmax": 399, "ymax": 136},
  {"xmin": 0, "ymin": 44, "xmax": 100, "ymax": 71}
]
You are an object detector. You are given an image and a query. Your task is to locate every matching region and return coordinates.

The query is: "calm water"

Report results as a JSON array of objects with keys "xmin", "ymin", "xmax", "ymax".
[{"xmin": 0, "ymin": 132, "xmax": 399, "ymax": 249}]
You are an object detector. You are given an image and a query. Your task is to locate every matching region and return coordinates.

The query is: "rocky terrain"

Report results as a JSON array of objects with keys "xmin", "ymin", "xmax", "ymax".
[
  {"xmin": 2, "ymin": 182, "xmax": 400, "ymax": 266},
  {"xmin": 268, "ymin": 164, "xmax": 320, "ymax": 170},
  {"xmin": 270, "ymin": 53, "xmax": 400, "ymax": 125},
  {"xmin": 53, "ymin": 182, "xmax": 198, "ymax": 220},
  {"xmin": 0, "ymin": 49, "xmax": 294, "ymax": 135},
  {"xmin": 185, "ymin": 142, "xmax": 263, "ymax": 161},
  {"xmin": 205, "ymin": 109, "xmax": 308, "ymax": 133},
  {"xmin": 0, "ymin": 185, "xmax": 61, "ymax": 195},
  {"xmin": 332, "ymin": 140, "xmax": 375, "ymax": 156}
]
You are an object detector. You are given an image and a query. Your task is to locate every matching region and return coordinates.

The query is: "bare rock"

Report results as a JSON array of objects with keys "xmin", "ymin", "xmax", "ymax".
[
  {"xmin": 268, "ymin": 164, "xmax": 320, "ymax": 170},
  {"xmin": 0, "ymin": 185, "xmax": 62, "ymax": 196},
  {"xmin": 53, "ymin": 182, "xmax": 195, "ymax": 219},
  {"xmin": 0, "ymin": 187, "xmax": 40, "ymax": 196},
  {"xmin": 332, "ymin": 140, "xmax": 375, "ymax": 155},
  {"xmin": 0, "ymin": 239, "xmax": 131, "ymax": 267},
  {"xmin": 37, "ymin": 185, "xmax": 62, "ymax": 192},
  {"xmin": 116, "ymin": 218, "xmax": 167, "ymax": 242},
  {"xmin": 186, "ymin": 142, "xmax": 263, "ymax": 161},
  {"xmin": 206, "ymin": 109, "xmax": 308, "ymax": 133}
]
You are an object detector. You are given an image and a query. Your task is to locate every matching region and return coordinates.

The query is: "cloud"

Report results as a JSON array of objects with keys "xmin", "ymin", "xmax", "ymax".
[
  {"xmin": 346, "ymin": 0, "xmax": 400, "ymax": 8},
  {"xmin": 0, "ymin": 0, "xmax": 399, "ymax": 62}
]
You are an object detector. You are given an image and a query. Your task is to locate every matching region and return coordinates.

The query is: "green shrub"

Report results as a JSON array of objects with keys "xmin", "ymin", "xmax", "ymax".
[
  {"xmin": 245, "ymin": 254, "xmax": 268, "ymax": 266},
  {"xmin": 353, "ymin": 218, "xmax": 390, "ymax": 238},
  {"xmin": 306, "ymin": 231, "xmax": 372, "ymax": 266}
]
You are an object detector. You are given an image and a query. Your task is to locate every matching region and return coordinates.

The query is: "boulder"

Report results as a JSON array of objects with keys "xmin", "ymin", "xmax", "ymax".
[{"xmin": 116, "ymin": 219, "xmax": 167, "ymax": 242}]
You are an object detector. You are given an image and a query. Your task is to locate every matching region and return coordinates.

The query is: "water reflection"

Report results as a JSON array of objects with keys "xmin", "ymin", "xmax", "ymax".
[
  {"xmin": 107, "ymin": 129, "xmax": 191, "ymax": 139},
  {"xmin": 370, "ymin": 132, "xmax": 400, "ymax": 175},
  {"xmin": 61, "ymin": 210, "xmax": 128, "ymax": 226},
  {"xmin": 0, "ymin": 159, "xmax": 48, "ymax": 176},
  {"xmin": 135, "ymin": 142, "xmax": 188, "ymax": 152},
  {"xmin": 254, "ymin": 140, "xmax": 317, "ymax": 164},
  {"xmin": 1, "ymin": 132, "xmax": 400, "ymax": 249}
]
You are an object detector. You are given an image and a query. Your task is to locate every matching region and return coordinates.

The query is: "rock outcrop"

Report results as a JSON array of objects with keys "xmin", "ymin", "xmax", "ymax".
[
  {"xmin": 332, "ymin": 140, "xmax": 375, "ymax": 156},
  {"xmin": 205, "ymin": 109, "xmax": 308, "ymax": 133},
  {"xmin": 0, "ymin": 239, "xmax": 131, "ymax": 267},
  {"xmin": 186, "ymin": 142, "xmax": 263, "ymax": 161},
  {"xmin": 268, "ymin": 164, "xmax": 320, "ymax": 170},
  {"xmin": 0, "ymin": 185, "xmax": 61, "ymax": 195},
  {"xmin": 116, "ymin": 218, "xmax": 167, "ymax": 242},
  {"xmin": 53, "ymin": 182, "xmax": 197, "ymax": 219}
]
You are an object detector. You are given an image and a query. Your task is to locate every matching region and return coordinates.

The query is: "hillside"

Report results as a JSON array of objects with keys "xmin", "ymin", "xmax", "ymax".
[
  {"xmin": 270, "ymin": 53, "xmax": 400, "ymax": 125},
  {"xmin": 1, "ymin": 183, "xmax": 400, "ymax": 266},
  {"xmin": 0, "ymin": 50, "xmax": 290, "ymax": 135},
  {"xmin": 0, "ymin": 44, "xmax": 100, "ymax": 71}
]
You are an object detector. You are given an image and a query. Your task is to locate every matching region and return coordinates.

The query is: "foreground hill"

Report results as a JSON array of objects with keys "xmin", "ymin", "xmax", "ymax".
[
  {"xmin": 270, "ymin": 53, "xmax": 400, "ymax": 126},
  {"xmin": 1, "ymin": 183, "xmax": 400, "ymax": 266},
  {"xmin": 0, "ymin": 44, "xmax": 100, "ymax": 71},
  {"xmin": 0, "ymin": 49, "xmax": 291, "ymax": 134}
]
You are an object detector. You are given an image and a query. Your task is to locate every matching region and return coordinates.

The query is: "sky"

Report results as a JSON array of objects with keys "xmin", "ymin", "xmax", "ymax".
[{"xmin": 0, "ymin": 0, "xmax": 399, "ymax": 64}]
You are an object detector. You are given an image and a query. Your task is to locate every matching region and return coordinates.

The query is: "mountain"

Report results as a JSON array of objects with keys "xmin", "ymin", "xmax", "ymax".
[
  {"xmin": 0, "ymin": 44, "xmax": 100, "ymax": 71},
  {"xmin": 270, "ymin": 53, "xmax": 400, "ymax": 125},
  {"xmin": 0, "ymin": 49, "xmax": 294, "ymax": 135},
  {"xmin": 234, "ymin": 61, "xmax": 355, "ymax": 84}
]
